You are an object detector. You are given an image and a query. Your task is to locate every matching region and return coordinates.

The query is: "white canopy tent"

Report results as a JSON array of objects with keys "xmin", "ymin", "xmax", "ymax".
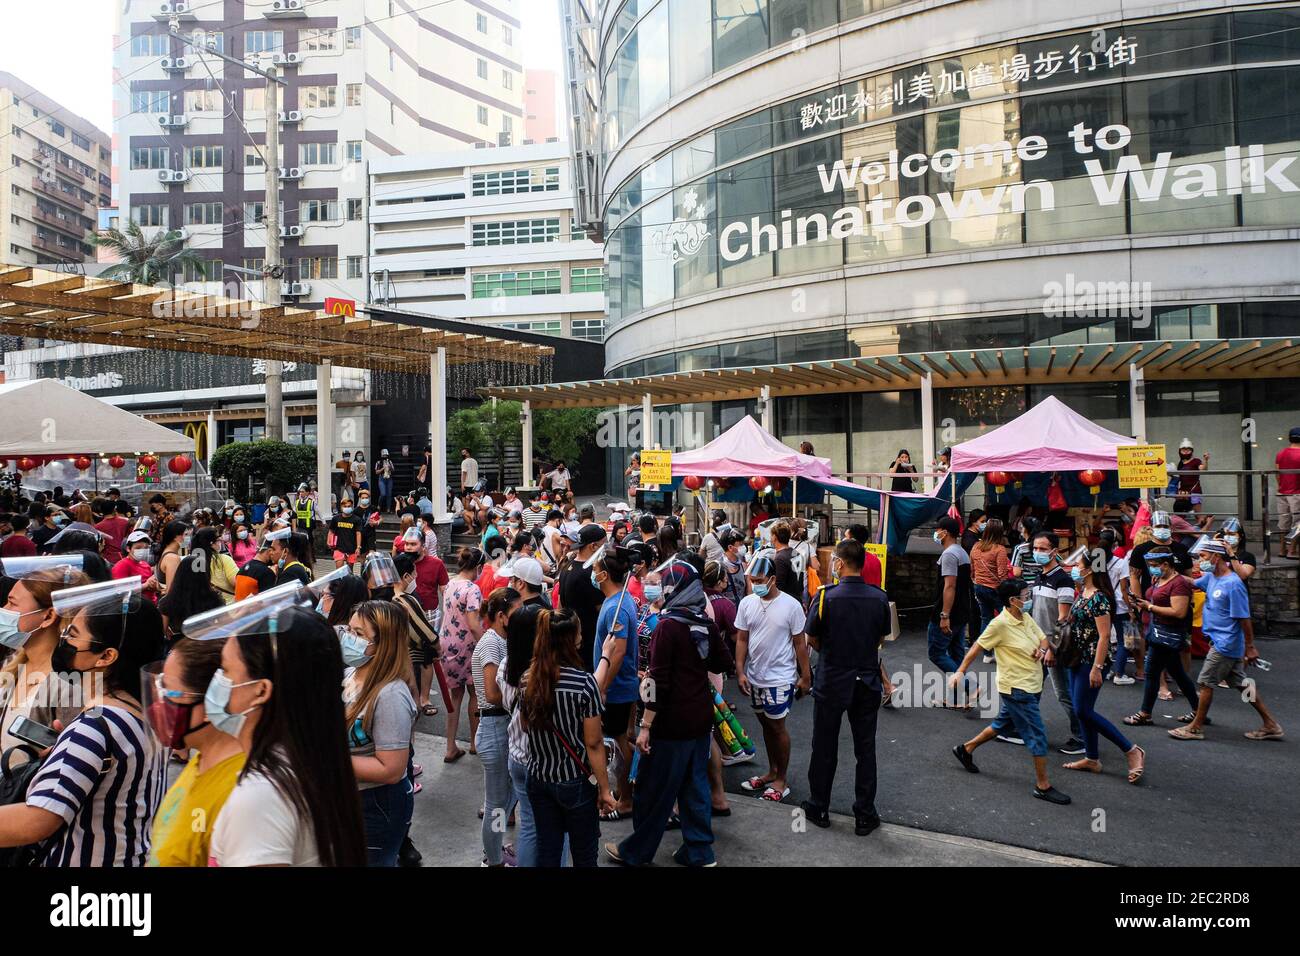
[{"xmin": 0, "ymin": 379, "xmax": 192, "ymax": 457}]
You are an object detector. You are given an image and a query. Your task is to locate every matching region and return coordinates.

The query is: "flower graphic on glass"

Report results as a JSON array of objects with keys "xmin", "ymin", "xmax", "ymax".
[{"xmin": 652, "ymin": 187, "xmax": 712, "ymax": 264}]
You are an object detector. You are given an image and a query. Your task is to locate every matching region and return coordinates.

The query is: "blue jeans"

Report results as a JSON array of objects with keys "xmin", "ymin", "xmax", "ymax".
[
  {"xmin": 619, "ymin": 734, "xmax": 715, "ymax": 867},
  {"xmin": 378, "ymin": 475, "xmax": 394, "ymax": 510},
  {"xmin": 1048, "ymin": 662, "xmax": 1083, "ymax": 739},
  {"xmin": 476, "ymin": 715, "xmax": 516, "ymax": 865},
  {"xmin": 973, "ymin": 585, "xmax": 1000, "ymax": 640},
  {"xmin": 360, "ymin": 775, "xmax": 414, "ymax": 867},
  {"xmin": 1068, "ymin": 662, "xmax": 1133, "ymax": 760},
  {"xmin": 508, "ymin": 756, "xmax": 537, "ymax": 868},
  {"xmin": 526, "ymin": 775, "xmax": 600, "ymax": 868},
  {"xmin": 927, "ymin": 620, "xmax": 971, "ymax": 694}
]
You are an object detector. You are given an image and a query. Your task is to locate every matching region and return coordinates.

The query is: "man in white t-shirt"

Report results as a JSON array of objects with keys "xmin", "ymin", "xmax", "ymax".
[
  {"xmin": 734, "ymin": 555, "xmax": 810, "ymax": 804},
  {"xmin": 460, "ymin": 448, "xmax": 479, "ymax": 492},
  {"xmin": 547, "ymin": 461, "xmax": 571, "ymax": 493}
]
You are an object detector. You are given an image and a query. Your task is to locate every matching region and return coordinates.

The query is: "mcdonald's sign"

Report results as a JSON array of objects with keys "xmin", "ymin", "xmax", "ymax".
[
  {"xmin": 324, "ymin": 297, "xmax": 356, "ymax": 317},
  {"xmin": 183, "ymin": 421, "xmax": 209, "ymax": 460}
]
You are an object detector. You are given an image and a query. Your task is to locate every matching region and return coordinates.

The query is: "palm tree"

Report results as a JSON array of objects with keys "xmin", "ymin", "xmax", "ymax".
[{"xmin": 93, "ymin": 221, "xmax": 206, "ymax": 286}]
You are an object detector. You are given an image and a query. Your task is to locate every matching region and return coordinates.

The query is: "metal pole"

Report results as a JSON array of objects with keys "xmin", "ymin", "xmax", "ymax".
[
  {"xmin": 430, "ymin": 348, "xmax": 448, "ymax": 519},
  {"xmin": 1261, "ymin": 472, "xmax": 1271, "ymax": 566},
  {"xmin": 263, "ymin": 69, "xmax": 284, "ymax": 441},
  {"xmin": 920, "ymin": 372, "xmax": 936, "ymax": 493}
]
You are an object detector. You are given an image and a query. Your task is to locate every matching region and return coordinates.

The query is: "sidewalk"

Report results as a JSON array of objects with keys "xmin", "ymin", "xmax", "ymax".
[{"xmin": 406, "ymin": 732, "xmax": 1101, "ymax": 868}]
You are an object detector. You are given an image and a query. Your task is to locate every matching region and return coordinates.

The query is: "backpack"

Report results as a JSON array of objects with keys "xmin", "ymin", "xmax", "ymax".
[{"xmin": 0, "ymin": 745, "xmax": 44, "ymax": 867}]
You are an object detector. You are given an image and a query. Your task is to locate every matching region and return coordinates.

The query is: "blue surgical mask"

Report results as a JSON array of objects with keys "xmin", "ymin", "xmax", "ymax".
[
  {"xmin": 0, "ymin": 606, "xmax": 40, "ymax": 650},
  {"xmin": 590, "ymin": 571, "xmax": 602, "ymax": 590},
  {"xmin": 1033, "ymin": 551, "xmax": 1051, "ymax": 565},
  {"xmin": 1153, "ymin": 528, "xmax": 1172, "ymax": 542},
  {"xmin": 342, "ymin": 507, "xmax": 354, "ymax": 515},
  {"xmin": 1199, "ymin": 560, "xmax": 1214, "ymax": 573},
  {"xmin": 643, "ymin": 585, "xmax": 662, "ymax": 603},
  {"xmin": 1022, "ymin": 598, "xmax": 1034, "ymax": 612},
  {"xmin": 1224, "ymin": 535, "xmax": 1239, "ymax": 547},
  {"xmin": 203, "ymin": 668, "xmax": 261, "ymax": 738},
  {"xmin": 1070, "ymin": 567, "xmax": 1083, "ymax": 583},
  {"xmin": 932, "ymin": 532, "xmax": 942, "ymax": 544},
  {"xmin": 339, "ymin": 630, "xmax": 372, "ymax": 668},
  {"xmin": 753, "ymin": 582, "xmax": 770, "ymax": 597},
  {"xmin": 315, "ymin": 597, "xmax": 328, "ymax": 615}
]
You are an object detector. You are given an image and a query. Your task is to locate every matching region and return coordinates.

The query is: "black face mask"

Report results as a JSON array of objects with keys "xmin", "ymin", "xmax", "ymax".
[{"xmin": 50, "ymin": 637, "xmax": 95, "ymax": 675}]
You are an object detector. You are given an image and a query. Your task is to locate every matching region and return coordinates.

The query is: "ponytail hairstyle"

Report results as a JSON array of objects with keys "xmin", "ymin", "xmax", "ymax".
[{"xmin": 521, "ymin": 608, "xmax": 581, "ymax": 728}]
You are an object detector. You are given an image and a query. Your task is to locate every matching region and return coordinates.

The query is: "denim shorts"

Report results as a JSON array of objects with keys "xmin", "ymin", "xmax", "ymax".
[{"xmin": 990, "ymin": 689, "xmax": 1049, "ymax": 757}]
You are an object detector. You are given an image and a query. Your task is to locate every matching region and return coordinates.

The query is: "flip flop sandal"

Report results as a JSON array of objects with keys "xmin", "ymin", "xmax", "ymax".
[
  {"xmin": 1158, "ymin": 690, "xmax": 1175, "ymax": 701},
  {"xmin": 599, "ymin": 809, "xmax": 624, "ymax": 822},
  {"xmin": 740, "ymin": 776, "xmax": 771, "ymax": 792},
  {"xmin": 444, "ymin": 749, "xmax": 466, "ymax": 763},
  {"xmin": 412, "ymin": 781, "xmax": 423, "ymax": 794},
  {"xmin": 412, "ymin": 763, "xmax": 424, "ymax": 778},
  {"xmin": 1244, "ymin": 729, "xmax": 1285, "ymax": 741},
  {"xmin": 1177, "ymin": 713, "xmax": 1211, "ymax": 725},
  {"xmin": 665, "ymin": 813, "xmax": 681, "ymax": 831},
  {"xmin": 760, "ymin": 786, "xmax": 791, "ymax": 802},
  {"xmin": 1123, "ymin": 713, "xmax": 1152, "ymax": 726},
  {"xmin": 421, "ymin": 704, "xmax": 439, "ymax": 717},
  {"xmin": 1168, "ymin": 726, "xmax": 1204, "ymax": 740}
]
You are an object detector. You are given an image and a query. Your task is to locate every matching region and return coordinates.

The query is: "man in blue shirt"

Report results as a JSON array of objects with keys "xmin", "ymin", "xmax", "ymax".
[
  {"xmin": 1170, "ymin": 540, "xmax": 1284, "ymax": 741},
  {"xmin": 591, "ymin": 547, "xmax": 641, "ymax": 818}
]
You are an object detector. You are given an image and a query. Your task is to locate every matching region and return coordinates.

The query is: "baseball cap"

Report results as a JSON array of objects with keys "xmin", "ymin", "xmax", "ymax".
[
  {"xmin": 510, "ymin": 556, "xmax": 544, "ymax": 587},
  {"xmin": 125, "ymin": 530, "xmax": 151, "ymax": 546},
  {"xmin": 578, "ymin": 524, "xmax": 607, "ymax": 547}
]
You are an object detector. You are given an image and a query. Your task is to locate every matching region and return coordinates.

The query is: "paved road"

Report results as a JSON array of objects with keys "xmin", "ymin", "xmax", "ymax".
[{"xmin": 419, "ymin": 631, "xmax": 1296, "ymax": 867}]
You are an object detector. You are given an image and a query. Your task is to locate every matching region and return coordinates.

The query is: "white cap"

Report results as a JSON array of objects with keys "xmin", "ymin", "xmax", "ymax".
[
  {"xmin": 1179, "ymin": 437, "xmax": 1193, "ymax": 449},
  {"xmin": 125, "ymin": 530, "xmax": 151, "ymax": 545},
  {"xmin": 510, "ymin": 556, "xmax": 544, "ymax": 587}
]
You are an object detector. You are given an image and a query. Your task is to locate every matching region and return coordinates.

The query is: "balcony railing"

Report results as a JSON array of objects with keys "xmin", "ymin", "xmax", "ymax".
[
  {"xmin": 31, "ymin": 205, "xmax": 88, "ymax": 238},
  {"xmin": 31, "ymin": 177, "xmax": 91, "ymax": 214}
]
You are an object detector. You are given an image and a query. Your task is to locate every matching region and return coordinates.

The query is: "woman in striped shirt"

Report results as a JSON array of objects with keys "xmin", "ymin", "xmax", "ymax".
[
  {"xmin": 520, "ymin": 608, "xmax": 616, "ymax": 867},
  {"xmin": 0, "ymin": 589, "xmax": 166, "ymax": 866}
]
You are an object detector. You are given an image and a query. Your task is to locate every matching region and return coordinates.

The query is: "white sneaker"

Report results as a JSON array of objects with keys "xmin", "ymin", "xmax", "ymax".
[
  {"xmin": 1112, "ymin": 675, "xmax": 1136, "ymax": 685},
  {"xmin": 721, "ymin": 750, "xmax": 755, "ymax": 767},
  {"xmin": 995, "ymin": 734, "xmax": 1025, "ymax": 745}
]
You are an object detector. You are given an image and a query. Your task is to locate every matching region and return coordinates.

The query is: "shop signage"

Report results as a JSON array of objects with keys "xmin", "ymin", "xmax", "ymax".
[{"xmin": 1117, "ymin": 443, "xmax": 1168, "ymax": 489}]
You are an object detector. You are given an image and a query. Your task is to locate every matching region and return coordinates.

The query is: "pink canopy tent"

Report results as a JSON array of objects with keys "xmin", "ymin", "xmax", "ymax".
[
  {"xmin": 670, "ymin": 415, "xmax": 835, "ymax": 479},
  {"xmin": 949, "ymin": 396, "xmax": 1136, "ymax": 473}
]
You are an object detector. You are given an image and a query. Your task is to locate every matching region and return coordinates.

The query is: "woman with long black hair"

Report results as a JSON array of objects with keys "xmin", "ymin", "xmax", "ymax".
[
  {"xmin": 321, "ymin": 574, "xmax": 369, "ymax": 635},
  {"xmin": 520, "ymin": 607, "xmax": 615, "ymax": 867},
  {"xmin": 157, "ymin": 530, "xmax": 224, "ymax": 642},
  {"xmin": 207, "ymin": 605, "xmax": 365, "ymax": 867},
  {"xmin": 154, "ymin": 520, "xmax": 188, "ymax": 591}
]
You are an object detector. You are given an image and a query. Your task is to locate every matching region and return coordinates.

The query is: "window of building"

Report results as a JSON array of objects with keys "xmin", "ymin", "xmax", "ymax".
[
  {"xmin": 471, "ymin": 218, "xmax": 562, "ymax": 246},
  {"xmin": 301, "ymin": 85, "xmax": 338, "ymax": 109},
  {"xmin": 244, "ymin": 30, "xmax": 284, "ymax": 55},
  {"xmin": 502, "ymin": 115, "xmax": 513, "ymax": 134},
  {"xmin": 181, "ymin": 259, "xmax": 223, "ymax": 283},
  {"xmin": 714, "ymin": 0, "xmax": 771, "ymax": 70},
  {"xmin": 494, "ymin": 320, "xmax": 563, "ymax": 335},
  {"xmin": 242, "ymin": 201, "xmax": 282, "ymax": 224},
  {"xmin": 186, "ymin": 145, "xmax": 224, "ymax": 168},
  {"xmin": 300, "ymin": 199, "xmax": 340, "ymax": 222},
  {"xmin": 347, "ymin": 256, "xmax": 364, "ymax": 279},
  {"xmin": 131, "ymin": 33, "xmax": 168, "ymax": 57},
  {"xmin": 198, "ymin": 31, "xmax": 225, "ymax": 54},
  {"xmin": 477, "ymin": 105, "xmax": 489, "ymax": 125},
  {"xmin": 301, "ymin": 28, "xmax": 337, "ymax": 52},
  {"xmin": 185, "ymin": 89, "xmax": 220, "ymax": 113},
  {"xmin": 346, "ymin": 26, "xmax": 362, "ymax": 49},
  {"xmin": 243, "ymin": 87, "xmax": 266, "ymax": 112},
  {"xmin": 503, "ymin": 24, "xmax": 513, "ymax": 45},
  {"xmin": 131, "ymin": 146, "xmax": 170, "ymax": 170},
  {"xmin": 345, "ymin": 83, "xmax": 362, "ymax": 107},
  {"xmin": 244, "ymin": 145, "xmax": 267, "ymax": 169},
  {"xmin": 472, "ymin": 269, "xmax": 562, "ymax": 298},
  {"xmin": 389, "ymin": 49, "xmax": 395, "ymax": 72},
  {"xmin": 130, "ymin": 91, "xmax": 170, "ymax": 114},
  {"xmin": 185, "ymin": 202, "xmax": 224, "ymax": 225},
  {"xmin": 346, "ymin": 141, "xmax": 362, "ymax": 163},
  {"xmin": 298, "ymin": 141, "xmax": 338, "ymax": 165},
  {"xmin": 471, "ymin": 166, "xmax": 560, "ymax": 196},
  {"xmin": 70, "ymin": 131, "xmax": 91, "ymax": 151},
  {"xmin": 476, "ymin": 13, "xmax": 488, "ymax": 33},
  {"xmin": 571, "ymin": 318, "xmax": 606, "ymax": 341},
  {"xmin": 503, "ymin": 70, "xmax": 513, "ymax": 90},
  {"xmin": 242, "ymin": 257, "xmax": 264, "ymax": 275},
  {"xmin": 477, "ymin": 58, "xmax": 488, "ymax": 80},
  {"xmin": 130, "ymin": 204, "xmax": 167, "ymax": 227},
  {"xmin": 570, "ymin": 267, "xmax": 606, "ymax": 293},
  {"xmin": 299, "ymin": 256, "xmax": 338, "ymax": 279},
  {"xmin": 347, "ymin": 198, "xmax": 364, "ymax": 221},
  {"xmin": 390, "ymin": 101, "xmax": 396, "ymax": 124}
]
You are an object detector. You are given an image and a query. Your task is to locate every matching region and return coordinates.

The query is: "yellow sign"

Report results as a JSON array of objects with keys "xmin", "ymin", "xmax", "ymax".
[
  {"xmin": 866, "ymin": 543, "xmax": 888, "ymax": 588},
  {"xmin": 1117, "ymin": 443, "xmax": 1168, "ymax": 489},
  {"xmin": 640, "ymin": 449, "xmax": 672, "ymax": 485}
]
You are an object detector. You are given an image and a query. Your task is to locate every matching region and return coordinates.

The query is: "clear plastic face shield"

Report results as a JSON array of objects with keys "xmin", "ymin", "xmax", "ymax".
[
  {"xmin": 364, "ymin": 552, "xmax": 400, "ymax": 590},
  {"xmin": 1, "ymin": 553, "xmax": 86, "ymax": 583},
  {"xmin": 181, "ymin": 581, "xmax": 305, "ymax": 644},
  {"xmin": 49, "ymin": 578, "xmax": 144, "ymax": 713},
  {"xmin": 306, "ymin": 566, "xmax": 350, "ymax": 601}
]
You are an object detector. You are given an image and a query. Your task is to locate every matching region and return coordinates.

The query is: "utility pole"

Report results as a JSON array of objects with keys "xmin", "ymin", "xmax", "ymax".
[
  {"xmin": 168, "ymin": 24, "xmax": 286, "ymax": 439},
  {"xmin": 263, "ymin": 69, "xmax": 283, "ymax": 440}
]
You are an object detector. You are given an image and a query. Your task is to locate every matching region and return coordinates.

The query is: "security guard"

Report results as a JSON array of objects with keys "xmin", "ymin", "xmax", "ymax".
[
  {"xmin": 800, "ymin": 537, "xmax": 889, "ymax": 836},
  {"xmin": 291, "ymin": 482, "xmax": 317, "ymax": 566}
]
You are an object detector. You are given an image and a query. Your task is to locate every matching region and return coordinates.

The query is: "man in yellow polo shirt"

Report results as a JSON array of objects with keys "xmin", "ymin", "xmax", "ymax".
[{"xmin": 949, "ymin": 578, "xmax": 1071, "ymax": 806}]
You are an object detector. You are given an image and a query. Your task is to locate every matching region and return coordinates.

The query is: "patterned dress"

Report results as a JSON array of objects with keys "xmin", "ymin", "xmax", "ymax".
[
  {"xmin": 1068, "ymin": 589, "xmax": 1113, "ymax": 668},
  {"xmin": 439, "ymin": 577, "xmax": 483, "ymax": 688}
]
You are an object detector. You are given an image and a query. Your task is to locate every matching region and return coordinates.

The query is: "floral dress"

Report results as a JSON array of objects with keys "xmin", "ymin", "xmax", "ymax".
[
  {"xmin": 1068, "ymin": 589, "xmax": 1113, "ymax": 669},
  {"xmin": 439, "ymin": 577, "xmax": 483, "ymax": 689}
]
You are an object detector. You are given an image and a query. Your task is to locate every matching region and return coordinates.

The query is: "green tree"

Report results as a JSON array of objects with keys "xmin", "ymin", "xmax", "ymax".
[
  {"xmin": 93, "ymin": 222, "xmax": 206, "ymax": 286},
  {"xmin": 535, "ymin": 408, "xmax": 600, "ymax": 468},
  {"xmin": 448, "ymin": 401, "xmax": 522, "ymax": 488},
  {"xmin": 210, "ymin": 440, "xmax": 317, "ymax": 500}
]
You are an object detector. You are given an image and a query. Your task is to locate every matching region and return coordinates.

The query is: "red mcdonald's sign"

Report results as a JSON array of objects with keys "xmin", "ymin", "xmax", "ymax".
[{"xmin": 324, "ymin": 297, "xmax": 356, "ymax": 317}]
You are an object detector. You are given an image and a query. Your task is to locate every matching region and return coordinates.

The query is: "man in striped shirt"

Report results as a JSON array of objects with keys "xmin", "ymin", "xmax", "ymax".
[{"xmin": 520, "ymin": 496, "xmax": 548, "ymax": 532}]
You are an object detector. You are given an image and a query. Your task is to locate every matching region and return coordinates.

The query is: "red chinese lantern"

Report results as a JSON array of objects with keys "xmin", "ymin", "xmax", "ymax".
[
  {"xmin": 682, "ymin": 475, "xmax": 703, "ymax": 491},
  {"xmin": 73, "ymin": 456, "xmax": 92, "ymax": 471},
  {"xmin": 986, "ymin": 470, "xmax": 1011, "ymax": 493},
  {"xmin": 748, "ymin": 475, "xmax": 769, "ymax": 492},
  {"xmin": 108, "ymin": 455, "xmax": 126, "ymax": 470},
  {"xmin": 1078, "ymin": 469, "xmax": 1105, "ymax": 495},
  {"xmin": 1010, "ymin": 471, "xmax": 1025, "ymax": 489},
  {"xmin": 139, "ymin": 454, "xmax": 158, "ymax": 469},
  {"xmin": 713, "ymin": 477, "xmax": 730, "ymax": 492},
  {"xmin": 168, "ymin": 455, "xmax": 193, "ymax": 475},
  {"xmin": 16, "ymin": 457, "xmax": 37, "ymax": 472}
]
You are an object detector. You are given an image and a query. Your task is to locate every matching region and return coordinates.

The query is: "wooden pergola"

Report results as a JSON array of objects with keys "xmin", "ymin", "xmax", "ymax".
[{"xmin": 0, "ymin": 264, "xmax": 553, "ymax": 373}]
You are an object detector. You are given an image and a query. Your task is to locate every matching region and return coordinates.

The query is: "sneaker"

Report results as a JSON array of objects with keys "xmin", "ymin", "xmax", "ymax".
[
  {"xmin": 1033, "ymin": 786, "xmax": 1072, "ymax": 805},
  {"xmin": 1058, "ymin": 738, "xmax": 1086, "ymax": 755},
  {"xmin": 799, "ymin": 799, "xmax": 831, "ymax": 828},
  {"xmin": 995, "ymin": 734, "xmax": 1025, "ymax": 746},
  {"xmin": 1112, "ymin": 674, "xmax": 1136, "ymax": 685},
  {"xmin": 951, "ymin": 743, "xmax": 979, "ymax": 774},
  {"xmin": 855, "ymin": 816, "xmax": 881, "ymax": 836},
  {"xmin": 671, "ymin": 846, "xmax": 718, "ymax": 866},
  {"xmin": 720, "ymin": 750, "xmax": 755, "ymax": 767}
]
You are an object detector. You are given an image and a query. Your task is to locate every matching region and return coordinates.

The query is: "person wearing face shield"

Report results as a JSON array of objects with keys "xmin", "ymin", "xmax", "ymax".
[
  {"xmin": 1168, "ymin": 541, "xmax": 1284, "ymax": 742},
  {"xmin": 112, "ymin": 530, "xmax": 160, "ymax": 603},
  {"xmin": 0, "ymin": 578, "xmax": 167, "ymax": 866},
  {"xmin": 145, "ymin": 638, "xmax": 246, "ymax": 865}
]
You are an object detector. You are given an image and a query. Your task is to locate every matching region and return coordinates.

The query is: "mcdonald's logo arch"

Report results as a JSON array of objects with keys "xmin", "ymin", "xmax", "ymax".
[
  {"xmin": 324, "ymin": 297, "xmax": 356, "ymax": 317},
  {"xmin": 184, "ymin": 421, "xmax": 208, "ymax": 461}
]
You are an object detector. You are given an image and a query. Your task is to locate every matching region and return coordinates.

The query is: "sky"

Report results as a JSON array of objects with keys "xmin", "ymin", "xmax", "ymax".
[{"xmin": 0, "ymin": 0, "xmax": 563, "ymax": 136}]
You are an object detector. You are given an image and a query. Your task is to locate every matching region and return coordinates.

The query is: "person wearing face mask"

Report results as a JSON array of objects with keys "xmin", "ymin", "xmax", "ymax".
[
  {"xmin": 401, "ymin": 527, "xmax": 448, "ymax": 618},
  {"xmin": 1126, "ymin": 510, "xmax": 1192, "ymax": 689},
  {"xmin": 289, "ymin": 483, "xmax": 317, "ymax": 567},
  {"xmin": 441, "ymin": 548, "xmax": 486, "ymax": 762},
  {"xmin": 229, "ymin": 522, "xmax": 258, "ymax": 566},
  {"xmin": 328, "ymin": 496, "xmax": 363, "ymax": 570},
  {"xmin": 205, "ymin": 605, "xmax": 366, "ymax": 867},
  {"xmin": 112, "ymin": 530, "xmax": 160, "ymax": 603},
  {"xmin": 343, "ymin": 601, "xmax": 418, "ymax": 866},
  {"xmin": 355, "ymin": 488, "xmax": 380, "ymax": 560},
  {"xmin": 718, "ymin": 529, "xmax": 749, "ymax": 608},
  {"xmin": 590, "ymin": 548, "xmax": 640, "ymax": 821},
  {"xmin": 0, "ymin": 562, "xmax": 89, "ymax": 763},
  {"xmin": 960, "ymin": 509, "xmax": 986, "ymax": 555},
  {"xmin": 145, "ymin": 637, "xmax": 246, "ymax": 866},
  {"xmin": 30, "ymin": 504, "xmax": 65, "ymax": 553},
  {"xmin": 234, "ymin": 535, "xmax": 278, "ymax": 602},
  {"xmin": 950, "ymin": 579, "xmax": 1070, "ymax": 805},
  {"xmin": 1026, "ymin": 531, "xmax": 1085, "ymax": 755},
  {"xmin": 1215, "ymin": 518, "xmax": 1257, "ymax": 586},
  {"xmin": 472, "ymin": 586, "xmax": 521, "ymax": 866},
  {"xmin": 0, "ymin": 578, "xmax": 167, "ymax": 865},
  {"xmin": 1172, "ymin": 439, "xmax": 1209, "ymax": 521},
  {"xmin": 1123, "ymin": 549, "xmax": 1201, "ymax": 728},
  {"xmin": 1168, "ymin": 541, "xmax": 1283, "ymax": 742},
  {"xmin": 321, "ymin": 575, "xmax": 369, "ymax": 636},
  {"xmin": 273, "ymin": 531, "xmax": 314, "ymax": 588}
]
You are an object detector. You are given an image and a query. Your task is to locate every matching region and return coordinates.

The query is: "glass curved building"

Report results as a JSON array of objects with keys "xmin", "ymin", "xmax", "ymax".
[{"xmin": 539, "ymin": 0, "xmax": 1300, "ymax": 497}]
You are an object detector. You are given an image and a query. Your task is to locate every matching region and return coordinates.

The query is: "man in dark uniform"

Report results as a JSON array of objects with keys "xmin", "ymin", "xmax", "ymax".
[{"xmin": 800, "ymin": 537, "xmax": 889, "ymax": 836}]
